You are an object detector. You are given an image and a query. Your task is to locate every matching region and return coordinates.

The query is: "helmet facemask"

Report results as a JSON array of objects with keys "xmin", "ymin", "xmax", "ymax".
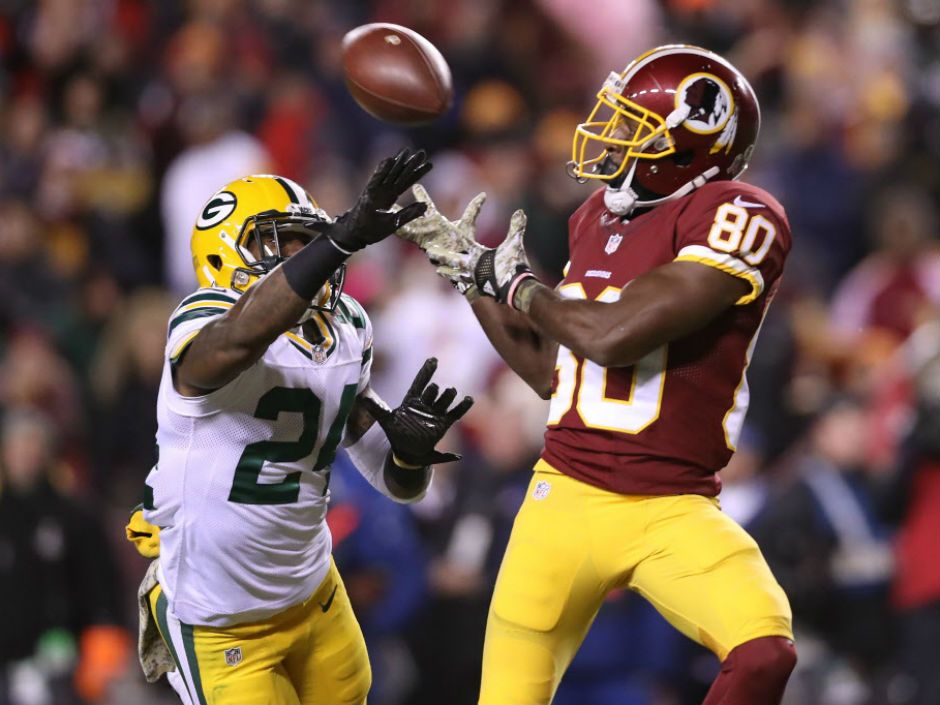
[
  {"xmin": 233, "ymin": 212, "xmax": 346, "ymax": 314},
  {"xmin": 569, "ymin": 71, "xmax": 677, "ymax": 186},
  {"xmin": 569, "ymin": 65, "xmax": 734, "ymax": 216}
]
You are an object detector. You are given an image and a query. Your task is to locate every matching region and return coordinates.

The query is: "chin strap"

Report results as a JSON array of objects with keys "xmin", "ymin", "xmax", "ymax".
[{"xmin": 604, "ymin": 165, "xmax": 721, "ymax": 216}]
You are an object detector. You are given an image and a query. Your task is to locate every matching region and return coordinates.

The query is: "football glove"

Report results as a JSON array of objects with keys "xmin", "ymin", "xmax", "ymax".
[
  {"xmin": 325, "ymin": 148, "xmax": 432, "ymax": 253},
  {"xmin": 430, "ymin": 209, "xmax": 537, "ymax": 310},
  {"xmin": 359, "ymin": 358, "xmax": 473, "ymax": 466},
  {"xmin": 395, "ymin": 185, "xmax": 488, "ymax": 297}
]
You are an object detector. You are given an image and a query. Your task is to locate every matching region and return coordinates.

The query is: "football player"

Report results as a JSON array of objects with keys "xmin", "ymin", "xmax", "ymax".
[
  {"xmin": 135, "ymin": 150, "xmax": 473, "ymax": 705},
  {"xmin": 399, "ymin": 46, "xmax": 797, "ymax": 705}
]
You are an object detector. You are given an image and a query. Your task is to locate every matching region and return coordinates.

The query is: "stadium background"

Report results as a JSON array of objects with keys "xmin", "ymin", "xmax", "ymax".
[{"xmin": 2, "ymin": 0, "xmax": 940, "ymax": 703}]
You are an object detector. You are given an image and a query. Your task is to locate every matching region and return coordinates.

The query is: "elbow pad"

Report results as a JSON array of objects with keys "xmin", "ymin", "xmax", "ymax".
[{"xmin": 345, "ymin": 423, "xmax": 432, "ymax": 503}]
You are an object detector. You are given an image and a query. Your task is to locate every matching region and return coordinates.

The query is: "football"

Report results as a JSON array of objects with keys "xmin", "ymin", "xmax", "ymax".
[{"xmin": 341, "ymin": 23, "xmax": 453, "ymax": 126}]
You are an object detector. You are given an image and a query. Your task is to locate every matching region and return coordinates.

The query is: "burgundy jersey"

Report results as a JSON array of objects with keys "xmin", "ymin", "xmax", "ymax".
[{"xmin": 541, "ymin": 181, "xmax": 791, "ymax": 496}]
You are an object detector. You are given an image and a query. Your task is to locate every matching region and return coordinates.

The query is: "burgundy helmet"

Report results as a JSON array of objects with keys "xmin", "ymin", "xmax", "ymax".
[{"xmin": 568, "ymin": 45, "xmax": 761, "ymax": 215}]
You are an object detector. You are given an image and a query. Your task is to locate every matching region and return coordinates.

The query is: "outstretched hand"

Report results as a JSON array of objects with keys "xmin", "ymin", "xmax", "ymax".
[
  {"xmin": 396, "ymin": 185, "xmax": 488, "ymax": 295},
  {"xmin": 430, "ymin": 209, "xmax": 536, "ymax": 309},
  {"xmin": 326, "ymin": 148, "xmax": 433, "ymax": 253},
  {"xmin": 359, "ymin": 358, "xmax": 473, "ymax": 466}
]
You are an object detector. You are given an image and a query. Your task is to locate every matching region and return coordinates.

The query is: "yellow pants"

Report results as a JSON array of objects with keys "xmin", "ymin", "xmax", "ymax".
[
  {"xmin": 479, "ymin": 464, "xmax": 793, "ymax": 705},
  {"xmin": 148, "ymin": 558, "xmax": 370, "ymax": 705}
]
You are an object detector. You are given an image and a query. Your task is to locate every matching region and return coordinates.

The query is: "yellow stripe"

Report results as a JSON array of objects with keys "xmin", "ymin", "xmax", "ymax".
[
  {"xmin": 170, "ymin": 330, "xmax": 201, "ymax": 361},
  {"xmin": 285, "ymin": 326, "xmax": 334, "ymax": 353},
  {"xmin": 178, "ymin": 300, "xmax": 235, "ymax": 314},
  {"xmin": 310, "ymin": 315, "xmax": 335, "ymax": 353},
  {"xmin": 284, "ymin": 331, "xmax": 312, "ymax": 351},
  {"xmin": 673, "ymin": 254, "xmax": 762, "ymax": 305}
]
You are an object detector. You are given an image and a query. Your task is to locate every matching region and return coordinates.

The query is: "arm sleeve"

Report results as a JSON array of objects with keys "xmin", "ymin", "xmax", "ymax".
[
  {"xmin": 672, "ymin": 188, "xmax": 791, "ymax": 306},
  {"xmin": 344, "ymin": 422, "xmax": 432, "ymax": 504},
  {"xmin": 165, "ymin": 288, "xmax": 239, "ymax": 363}
]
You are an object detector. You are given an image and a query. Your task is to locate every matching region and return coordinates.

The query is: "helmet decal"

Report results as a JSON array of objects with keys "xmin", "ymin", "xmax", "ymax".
[
  {"xmin": 568, "ymin": 45, "xmax": 760, "ymax": 215},
  {"xmin": 674, "ymin": 73, "xmax": 734, "ymax": 135},
  {"xmin": 190, "ymin": 174, "xmax": 341, "ymax": 308},
  {"xmin": 196, "ymin": 191, "xmax": 237, "ymax": 230}
]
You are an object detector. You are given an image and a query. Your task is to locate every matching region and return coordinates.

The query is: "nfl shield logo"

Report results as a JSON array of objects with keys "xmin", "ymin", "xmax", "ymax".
[
  {"xmin": 532, "ymin": 480, "xmax": 551, "ymax": 501},
  {"xmin": 604, "ymin": 234, "xmax": 623, "ymax": 254},
  {"xmin": 224, "ymin": 647, "xmax": 243, "ymax": 667}
]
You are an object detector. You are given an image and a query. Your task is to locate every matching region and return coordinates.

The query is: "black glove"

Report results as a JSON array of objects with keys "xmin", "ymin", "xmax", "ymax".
[
  {"xmin": 326, "ymin": 148, "xmax": 433, "ymax": 253},
  {"xmin": 360, "ymin": 358, "xmax": 473, "ymax": 466}
]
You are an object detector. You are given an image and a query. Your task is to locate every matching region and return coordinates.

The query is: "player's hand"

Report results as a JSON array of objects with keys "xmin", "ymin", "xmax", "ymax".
[
  {"xmin": 326, "ymin": 148, "xmax": 433, "ymax": 252},
  {"xmin": 431, "ymin": 209, "xmax": 537, "ymax": 309},
  {"xmin": 359, "ymin": 358, "xmax": 473, "ymax": 466},
  {"xmin": 396, "ymin": 185, "xmax": 488, "ymax": 297}
]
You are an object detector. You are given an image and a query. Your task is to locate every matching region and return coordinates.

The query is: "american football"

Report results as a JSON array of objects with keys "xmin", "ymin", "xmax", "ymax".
[
  {"xmin": 341, "ymin": 23, "xmax": 453, "ymax": 125},
  {"xmin": 5, "ymin": 3, "xmax": 935, "ymax": 705}
]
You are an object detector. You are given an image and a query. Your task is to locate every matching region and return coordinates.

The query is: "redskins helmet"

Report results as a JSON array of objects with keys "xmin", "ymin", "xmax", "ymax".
[
  {"xmin": 569, "ymin": 45, "xmax": 760, "ymax": 216},
  {"xmin": 190, "ymin": 174, "xmax": 345, "ymax": 311}
]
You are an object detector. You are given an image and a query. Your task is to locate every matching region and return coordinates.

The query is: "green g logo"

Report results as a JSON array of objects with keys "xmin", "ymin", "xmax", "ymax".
[{"xmin": 196, "ymin": 191, "xmax": 237, "ymax": 230}]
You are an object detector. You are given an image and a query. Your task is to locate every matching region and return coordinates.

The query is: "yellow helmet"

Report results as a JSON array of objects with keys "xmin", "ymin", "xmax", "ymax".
[{"xmin": 190, "ymin": 174, "xmax": 344, "ymax": 309}]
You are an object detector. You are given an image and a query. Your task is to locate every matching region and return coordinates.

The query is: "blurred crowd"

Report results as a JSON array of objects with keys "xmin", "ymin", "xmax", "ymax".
[{"xmin": 1, "ymin": 0, "xmax": 940, "ymax": 704}]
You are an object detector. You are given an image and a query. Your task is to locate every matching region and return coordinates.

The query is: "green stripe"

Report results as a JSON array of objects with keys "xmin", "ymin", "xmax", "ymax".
[
  {"xmin": 181, "ymin": 623, "xmax": 208, "ymax": 705},
  {"xmin": 288, "ymin": 339, "xmax": 312, "ymax": 359},
  {"xmin": 362, "ymin": 346, "xmax": 372, "ymax": 367},
  {"xmin": 155, "ymin": 591, "xmax": 191, "ymax": 700},
  {"xmin": 274, "ymin": 176, "xmax": 299, "ymax": 204},
  {"xmin": 167, "ymin": 307, "xmax": 229, "ymax": 336},
  {"xmin": 351, "ymin": 298, "xmax": 368, "ymax": 326},
  {"xmin": 142, "ymin": 484, "xmax": 155, "ymax": 510},
  {"xmin": 179, "ymin": 291, "xmax": 238, "ymax": 308},
  {"xmin": 339, "ymin": 295, "xmax": 366, "ymax": 330}
]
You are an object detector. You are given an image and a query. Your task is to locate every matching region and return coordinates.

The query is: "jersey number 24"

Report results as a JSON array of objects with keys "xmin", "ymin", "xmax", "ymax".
[{"xmin": 228, "ymin": 384, "xmax": 357, "ymax": 504}]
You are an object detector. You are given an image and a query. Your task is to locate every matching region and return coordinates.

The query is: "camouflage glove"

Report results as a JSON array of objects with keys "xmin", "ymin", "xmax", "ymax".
[
  {"xmin": 431, "ymin": 210, "xmax": 538, "ymax": 310},
  {"xmin": 395, "ymin": 185, "xmax": 488, "ymax": 298}
]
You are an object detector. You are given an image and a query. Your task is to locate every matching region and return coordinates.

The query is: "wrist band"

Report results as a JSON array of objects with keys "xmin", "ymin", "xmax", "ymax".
[
  {"xmin": 281, "ymin": 236, "xmax": 350, "ymax": 301},
  {"xmin": 508, "ymin": 273, "xmax": 540, "ymax": 312},
  {"xmin": 391, "ymin": 452, "xmax": 424, "ymax": 470},
  {"xmin": 385, "ymin": 452, "xmax": 431, "ymax": 491}
]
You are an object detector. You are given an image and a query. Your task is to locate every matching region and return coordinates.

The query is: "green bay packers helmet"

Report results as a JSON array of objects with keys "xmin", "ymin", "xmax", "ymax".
[{"xmin": 191, "ymin": 174, "xmax": 345, "ymax": 310}]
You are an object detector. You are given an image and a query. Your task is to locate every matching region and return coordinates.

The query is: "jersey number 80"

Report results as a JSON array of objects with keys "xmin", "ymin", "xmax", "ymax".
[{"xmin": 547, "ymin": 284, "xmax": 667, "ymax": 434}]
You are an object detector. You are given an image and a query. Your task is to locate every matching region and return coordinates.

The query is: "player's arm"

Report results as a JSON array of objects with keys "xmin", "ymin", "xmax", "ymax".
[
  {"xmin": 175, "ymin": 269, "xmax": 319, "ymax": 395},
  {"xmin": 394, "ymin": 189, "xmax": 556, "ymax": 398},
  {"xmin": 343, "ymin": 359, "xmax": 473, "ymax": 503},
  {"xmin": 173, "ymin": 149, "xmax": 431, "ymax": 396},
  {"xmin": 467, "ymin": 296, "xmax": 557, "ymax": 399},
  {"xmin": 467, "ymin": 192, "xmax": 787, "ymax": 368},
  {"xmin": 520, "ymin": 262, "xmax": 749, "ymax": 367},
  {"xmin": 342, "ymin": 388, "xmax": 433, "ymax": 502}
]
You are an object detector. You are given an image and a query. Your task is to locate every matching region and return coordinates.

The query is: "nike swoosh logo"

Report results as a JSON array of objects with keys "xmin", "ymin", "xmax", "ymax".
[
  {"xmin": 732, "ymin": 195, "xmax": 765, "ymax": 209},
  {"xmin": 319, "ymin": 585, "xmax": 338, "ymax": 613}
]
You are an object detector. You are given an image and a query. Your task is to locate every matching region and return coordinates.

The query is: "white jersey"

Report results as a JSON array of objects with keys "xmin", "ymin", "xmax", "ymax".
[{"xmin": 144, "ymin": 287, "xmax": 373, "ymax": 627}]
